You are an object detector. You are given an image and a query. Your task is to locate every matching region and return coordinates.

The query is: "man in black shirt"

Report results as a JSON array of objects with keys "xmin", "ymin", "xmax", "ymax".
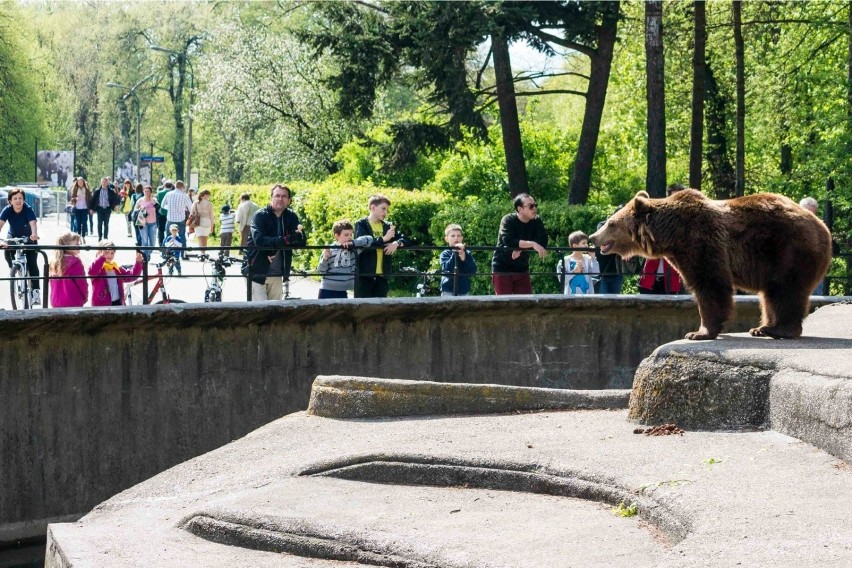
[{"xmin": 491, "ymin": 193, "xmax": 548, "ymax": 295}]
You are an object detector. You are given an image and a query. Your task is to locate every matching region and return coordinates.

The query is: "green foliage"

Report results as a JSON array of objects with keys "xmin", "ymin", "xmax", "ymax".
[
  {"xmin": 0, "ymin": 2, "xmax": 51, "ymax": 184},
  {"xmin": 612, "ymin": 502, "xmax": 638, "ymax": 518}
]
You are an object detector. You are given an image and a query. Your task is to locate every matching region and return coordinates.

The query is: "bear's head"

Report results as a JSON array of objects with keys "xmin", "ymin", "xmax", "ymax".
[{"xmin": 589, "ymin": 190, "xmax": 658, "ymax": 259}]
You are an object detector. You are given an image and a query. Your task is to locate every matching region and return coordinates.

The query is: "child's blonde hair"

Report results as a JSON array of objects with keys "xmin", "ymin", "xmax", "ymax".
[
  {"xmin": 444, "ymin": 223, "xmax": 463, "ymax": 237},
  {"xmin": 49, "ymin": 232, "xmax": 83, "ymax": 276}
]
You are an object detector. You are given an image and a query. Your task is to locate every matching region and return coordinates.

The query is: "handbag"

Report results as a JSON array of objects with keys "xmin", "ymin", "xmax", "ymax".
[
  {"xmin": 187, "ymin": 204, "xmax": 199, "ymax": 229},
  {"xmin": 133, "ymin": 209, "xmax": 147, "ymax": 227}
]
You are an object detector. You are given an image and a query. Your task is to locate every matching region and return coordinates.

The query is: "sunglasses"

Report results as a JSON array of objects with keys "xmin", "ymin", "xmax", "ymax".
[{"xmin": 525, "ymin": 203, "xmax": 538, "ymax": 209}]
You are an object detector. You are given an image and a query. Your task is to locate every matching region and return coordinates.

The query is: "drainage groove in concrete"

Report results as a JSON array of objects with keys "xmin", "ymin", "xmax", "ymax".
[
  {"xmin": 183, "ymin": 514, "xmax": 445, "ymax": 568},
  {"xmin": 301, "ymin": 454, "xmax": 690, "ymax": 545}
]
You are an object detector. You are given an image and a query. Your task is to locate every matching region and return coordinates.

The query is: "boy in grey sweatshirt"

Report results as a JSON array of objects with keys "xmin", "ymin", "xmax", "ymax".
[{"xmin": 317, "ymin": 219, "xmax": 373, "ymax": 299}]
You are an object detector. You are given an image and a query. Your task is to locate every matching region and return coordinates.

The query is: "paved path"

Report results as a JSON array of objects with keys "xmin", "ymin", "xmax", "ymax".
[{"xmin": 0, "ymin": 212, "xmax": 320, "ymax": 309}]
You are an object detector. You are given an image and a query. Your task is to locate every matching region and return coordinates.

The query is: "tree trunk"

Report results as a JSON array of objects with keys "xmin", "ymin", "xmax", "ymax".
[
  {"xmin": 733, "ymin": 0, "xmax": 745, "ymax": 196},
  {"xmin": 491, "ymin": 32, "xmax": 529, "ymax": 198},
  {"xmin": 645, "ymin": 0, "xmax": 666, "ymax": 198},
  {"xmin": 569, "ymin": 2, "xmax": 619, "ymax": 205},
  {"xmin": 704, "ymin": 57, "xmax": 735, "ymax": 199},
  {"xmin": 169, "ymin": 57, "xmax": 186, "ymax": 182},
  {"xmin": 689, "ymin": 0, "xmax": 706, "ymax": 190}
]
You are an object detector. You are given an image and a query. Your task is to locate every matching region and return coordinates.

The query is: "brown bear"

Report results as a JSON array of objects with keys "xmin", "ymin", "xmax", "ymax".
[{"xmin": 589, "ymin": 189, "xmax": 832, "ymax": 340}]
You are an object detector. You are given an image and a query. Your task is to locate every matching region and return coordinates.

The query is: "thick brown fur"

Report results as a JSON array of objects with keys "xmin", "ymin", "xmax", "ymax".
[{"xmin": 589, "ymin": 189, "xmax": 833, "ymax": 340}]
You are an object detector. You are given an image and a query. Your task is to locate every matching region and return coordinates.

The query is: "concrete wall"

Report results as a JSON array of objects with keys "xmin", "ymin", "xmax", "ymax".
[{"xmin": 0, "ymin": 295, "xmax": 836, "ymax": 542}]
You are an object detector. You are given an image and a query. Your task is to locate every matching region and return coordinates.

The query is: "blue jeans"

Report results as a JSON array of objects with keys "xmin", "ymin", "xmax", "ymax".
[
  {"xmin": 73, "ymin": 209, "xmax": 89, "ymax": 238},
  {"xmin": 597, "ymin": 275, "xmax": 624, "ymax": 294},
  {"xmin": 139, "ymin": 222, "xmax": 157, "ymax": 260}
]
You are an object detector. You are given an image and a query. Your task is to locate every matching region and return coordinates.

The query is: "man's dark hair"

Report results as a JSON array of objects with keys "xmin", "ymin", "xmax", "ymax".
[
  {"xmin": 513, "ymin": 193, "xmax": 533, "ymax": 211},
  {"xmin": 270, "ymin": 184, "xmax": 291, "ymax": 198},
  {"xmin": 240, "ymin": 193, "xmax": 251, "ymax": 201},
  {"xmin": 666, "ymin": 183, "xmax": 687, "ymax": 196}
]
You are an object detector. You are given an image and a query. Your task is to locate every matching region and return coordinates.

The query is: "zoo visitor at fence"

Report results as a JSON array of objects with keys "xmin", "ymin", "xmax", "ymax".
[
  {"xmin": 245, "ymin": 184, "xmax": 306, "ymax": 301},
  {"xmin": 88, "ymin": 240, "xmax": 143, "ymax": 306},
  {"xmin": 160, "ymin": 181, "xmax": 193, "ymax": 260},
  {"xmin": 317, "ymin": 219, "xmax": 373, "ymax": 299},
  {"xmin": 70, "ymin": 177, "xmax": 92, "ymax": 239},
  {"xmin": 0, "ymin": 187, "xmax": 41, "ymax": 305},
  {"xmin": 491, "ymin": 193, "xmax": 549, "ymax": 295},
  {"xmin": 133, "ymin": 185, "xmax": 159, "ymax": 261},
  {"xmin": 440, "ymin": 223, "xmax": 477, "ymax": 297},
  {"xmin": 49, "ymin": 232, "xmax": 87, "ymax": 308},
  {"xmin": 558, "ymin": 231, "xmax": 599, "ymax": 295},
  {"xmin": 219, "ymin": 204, "xmax": 235, "ymax": 252},
  {"xmin": 354, "ymin": 194, "xmax": 411, "ymax": 298},
  {"xmin": 235, "ymin": 192, "xmax": 260, "ymax": 252},
  {"xmin": 156, "ymin": 180, "xmax": 175, "ymax": 247},
  {"xmin": 189, "ymin": 189, "xmax": 215, "ymax": 250},
  {"xmin": 91, "ymin": 177, "xmax": 120, "ymax": 240}
]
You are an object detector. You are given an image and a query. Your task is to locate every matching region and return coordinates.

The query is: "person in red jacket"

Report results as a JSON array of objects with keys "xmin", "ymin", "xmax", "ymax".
[{"xmin": 638, "ymin": 258, "xmax": 682, "ymax": 294}]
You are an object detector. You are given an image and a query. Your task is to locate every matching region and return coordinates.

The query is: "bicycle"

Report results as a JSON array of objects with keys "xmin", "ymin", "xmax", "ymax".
[
  {"xmin": 124, "ymin": 257, "xmax": 185, "ymax": 305},
  {"xmin": 400, "ymin": 266, "xmax": 440, "ymax": 297},
  {"xmin": 4, "ymin": 236, "xmax": 39, "ymax": 309},
  {"xmin": 199, "ymin": 253, "xmax": 241, "ymax": 302}
]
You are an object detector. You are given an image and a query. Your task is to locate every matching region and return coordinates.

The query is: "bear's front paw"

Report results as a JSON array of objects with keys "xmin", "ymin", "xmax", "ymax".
[
  {"xmin": 750, "ymin": 325, "xmax": 800, "ymax": 339},
  {"xmin": 685, "ymin": 329, "xmax": 718, "ymax": 340}
]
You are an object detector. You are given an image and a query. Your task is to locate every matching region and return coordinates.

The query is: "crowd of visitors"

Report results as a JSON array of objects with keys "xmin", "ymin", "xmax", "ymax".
[{"xmin": 0, "ymin": 178, "xmax": 838, "ymax": 308}]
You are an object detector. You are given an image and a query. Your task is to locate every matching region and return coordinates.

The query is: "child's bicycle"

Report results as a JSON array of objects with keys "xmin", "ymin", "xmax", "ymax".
[
  {"xmin": 399, "ymin": 266, "xmax": 440, "ymax": 297},
  {"xmin": 198, "ymin": 253, "xmax": 242, "ymax": 302},
  {"xmin": 124, "ymin": 257, "xmax": 185, "ymax": 305}
]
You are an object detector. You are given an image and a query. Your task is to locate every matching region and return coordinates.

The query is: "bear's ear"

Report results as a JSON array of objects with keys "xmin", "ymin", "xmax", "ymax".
[{"xmin": 633, "ymin": 192, "xmax": 651, "ymax": 216}]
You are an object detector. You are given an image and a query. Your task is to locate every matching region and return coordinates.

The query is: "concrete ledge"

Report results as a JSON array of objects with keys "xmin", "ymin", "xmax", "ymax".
[
  {"xmin": 307, "ymin": 375, "xmax": 631, "ymax": 418},
  {"xmin": 628, "ymin": 303, "xmax": 852, "ymax": 463}
]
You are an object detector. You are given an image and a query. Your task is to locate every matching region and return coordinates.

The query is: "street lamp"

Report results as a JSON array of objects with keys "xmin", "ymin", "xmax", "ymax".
[
  {"xmin": 106, "ymin": 74, "xmax": 153, "ymax": 183},
  {"xmin": 149, "ymin": 45, "xmax": 195, "ymax": 186}
]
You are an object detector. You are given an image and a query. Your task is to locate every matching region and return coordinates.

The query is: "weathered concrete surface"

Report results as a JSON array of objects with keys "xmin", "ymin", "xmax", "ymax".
[
  {"xmin": 629, "ymin": 303, "xmax": 852, "ymax": 463},
  {"xmin": 10, "ymin": 294, "xmax": 827, "ymax": 542},
  {"xmin": 46, "ymin": 409, "xmax": 852, "ymax": 567},
  {"xmin": 308, "ymin": 375, "xmax": 630, "ymax": 418}
]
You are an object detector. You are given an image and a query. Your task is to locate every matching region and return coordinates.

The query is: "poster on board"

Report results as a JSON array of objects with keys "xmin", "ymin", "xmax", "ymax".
[{"xmin": 36, "ymin": 150, "xmax": 74, "ymax": 189}]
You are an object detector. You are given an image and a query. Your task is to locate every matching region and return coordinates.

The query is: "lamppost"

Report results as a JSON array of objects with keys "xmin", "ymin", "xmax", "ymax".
[
  {"xmin": 106, "ymin": 74, "xmax": 152, "ymax": 183},
  {"xmin": 150, "ymin": 45, "xmax": 195, "ymax": 186}
]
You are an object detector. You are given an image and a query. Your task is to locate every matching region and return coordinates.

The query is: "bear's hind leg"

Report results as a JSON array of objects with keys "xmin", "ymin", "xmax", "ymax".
[{"xmin": 750, "ymin": 284, "xmax": 807, "ymax": 339}]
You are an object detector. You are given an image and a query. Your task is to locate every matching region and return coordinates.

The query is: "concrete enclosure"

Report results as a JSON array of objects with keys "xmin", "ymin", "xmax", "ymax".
[{"xmin": 0, "ymin": 295, "xmax": 835, "ymax": 542}]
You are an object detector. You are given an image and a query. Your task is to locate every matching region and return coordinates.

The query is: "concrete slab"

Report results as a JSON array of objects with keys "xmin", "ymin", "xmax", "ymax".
[
  {"xmin": 44, "ymin": 304, "xmax": 852, "ymax": 566},
  {"xmin": 46, "ymin": 409, "xmax": 852, "ymax": 567}
]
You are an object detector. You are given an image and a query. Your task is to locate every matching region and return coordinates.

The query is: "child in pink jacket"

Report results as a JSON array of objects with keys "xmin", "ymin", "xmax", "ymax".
[
  {"xmin": 49, "ymin": 232, "xmax": 88, "ymax": 308},
  {"xmin": 89, "ymin": 240, "xmax": 143, "ymax": 306}
]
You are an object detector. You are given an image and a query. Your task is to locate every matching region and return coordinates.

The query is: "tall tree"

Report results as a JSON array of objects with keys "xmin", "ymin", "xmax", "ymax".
[
  {"xmin": 689, "ymin": 1, "xmax": 706, "ymax": 190},
  {"xmin": 492, "ymin": 31, "xmax": 529, "ymax": 196},
  {"xmin": 733, "ymin": 0, "xmax": 745, "ymax": 196},
  {"xmin": 567, "ymin": 2, "xmax": 620, "ymax": 204},
  {"xmin": 704, "ymin": 57, "xmax": 735, "ymax": 199},
  {"xmin": 645, "ymin": 0, "xmax": 666, "ymax": 197}
]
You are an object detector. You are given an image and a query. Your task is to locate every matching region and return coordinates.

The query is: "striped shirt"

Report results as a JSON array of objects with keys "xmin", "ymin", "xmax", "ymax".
[{"xmin": 219, "ymin": 212, "xmax": 235, "ymax": 235}]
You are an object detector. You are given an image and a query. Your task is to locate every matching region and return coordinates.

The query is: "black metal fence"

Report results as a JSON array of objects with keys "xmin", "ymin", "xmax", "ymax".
[{"xmin": 1, "ymin": 241, "xmax": 850, "ymax": 307}]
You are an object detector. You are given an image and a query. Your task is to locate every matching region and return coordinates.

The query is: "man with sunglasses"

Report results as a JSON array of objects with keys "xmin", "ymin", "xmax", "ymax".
[{"xmin": 491, "ymin": 193, "xmax": 549, "ymax": 295}]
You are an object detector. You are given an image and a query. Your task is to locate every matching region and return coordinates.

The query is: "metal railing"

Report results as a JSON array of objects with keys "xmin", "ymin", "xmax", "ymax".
[{"xmin": 1, "ymin": 242, "xmax": 850, "ymax": 308}]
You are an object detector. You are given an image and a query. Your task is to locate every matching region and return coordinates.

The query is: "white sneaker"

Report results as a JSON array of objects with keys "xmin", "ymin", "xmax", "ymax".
[{"xmin": 31, "ymin": 289, "xmax": 41, "ymax": 306}]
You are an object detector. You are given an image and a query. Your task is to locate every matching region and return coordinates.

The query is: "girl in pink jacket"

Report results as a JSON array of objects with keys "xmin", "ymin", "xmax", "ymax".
[
  {"xmin": 89, "ymin": 240, "xmax": 143, "ymax": 306},
  {"xmin": 49, "ymin": 232, "xmax": 88, "ymax": 308}
]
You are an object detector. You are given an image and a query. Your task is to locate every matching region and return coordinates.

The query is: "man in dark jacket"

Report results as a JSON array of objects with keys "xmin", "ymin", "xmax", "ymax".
[
  {"xmin": 491, "ymin": 193, "xmax": 549, "ymax": 295},
  {"xmin": 245, "ymin": 184, "xmax": 306, "ymax": 301},
  {"xmin": 90, "ymin": 177, "xmax": 120, "ymax": 240},
  {"xmin": 354, "ymin": 194, "xmax": 411, "ymax": 298}
]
